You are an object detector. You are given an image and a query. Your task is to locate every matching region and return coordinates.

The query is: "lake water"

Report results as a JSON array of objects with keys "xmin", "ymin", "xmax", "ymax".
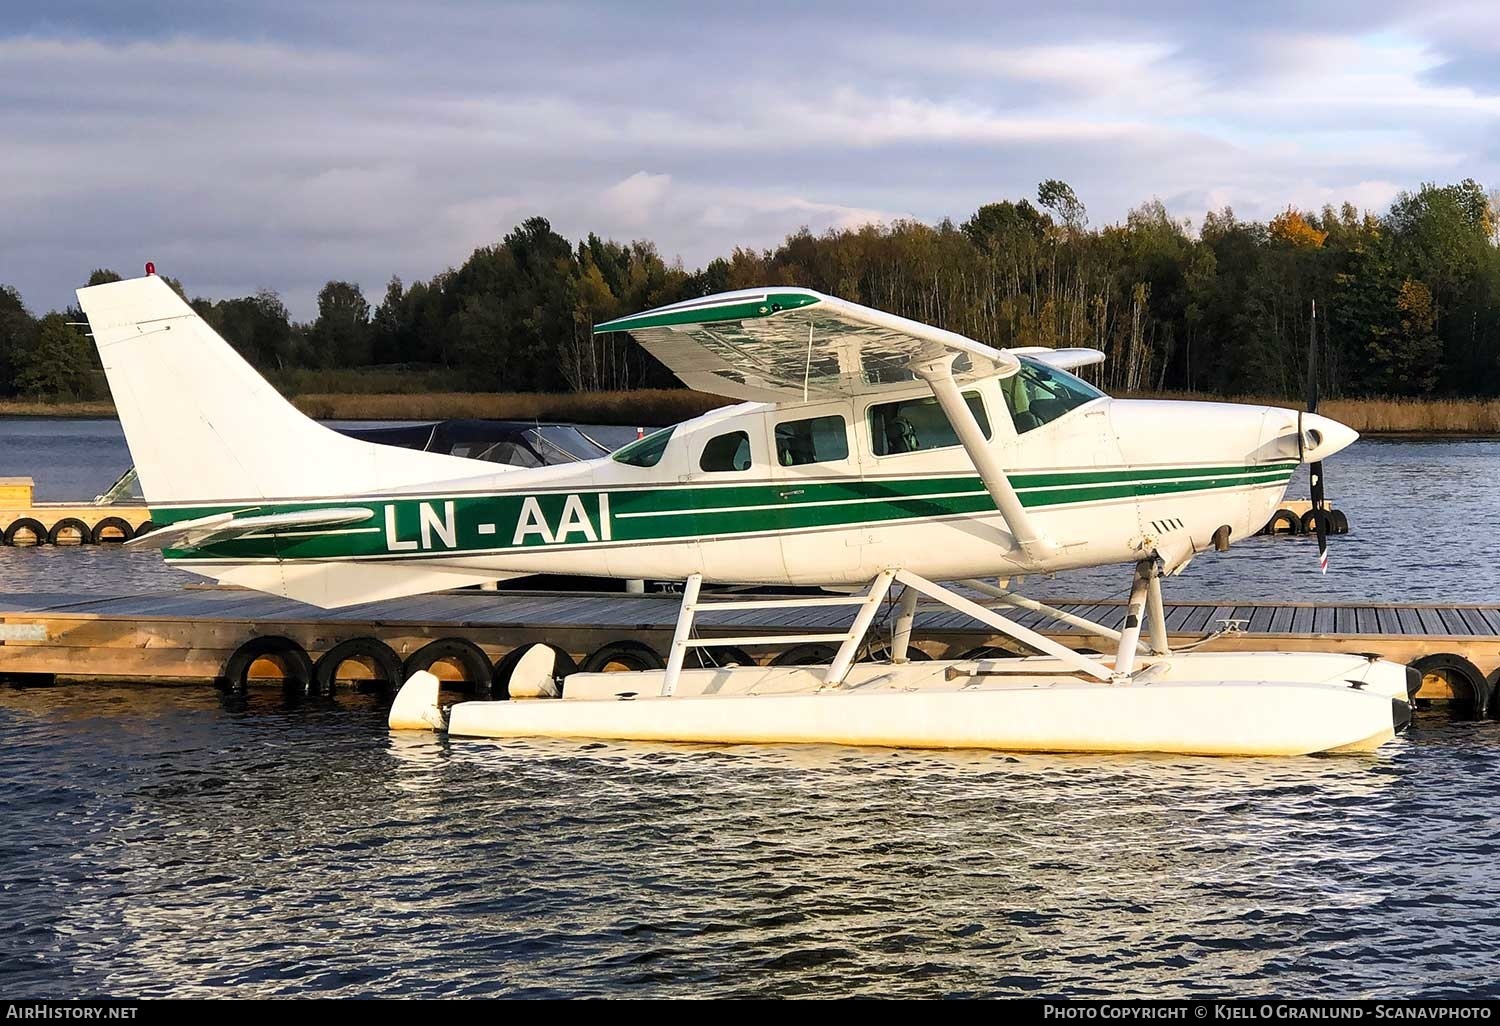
[{"xmin": 3, "ymin": 418, "xmax": 1500, "ymax": 998}]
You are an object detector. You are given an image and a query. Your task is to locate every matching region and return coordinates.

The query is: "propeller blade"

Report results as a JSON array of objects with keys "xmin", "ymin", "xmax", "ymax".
[
  {"xmin": 1309, "ymin": 459, "xmax": 1328, "ymax": 574},
  {"xmin": 1307, "ymin": 299, "xmax": 1328, "ymax": 573}
]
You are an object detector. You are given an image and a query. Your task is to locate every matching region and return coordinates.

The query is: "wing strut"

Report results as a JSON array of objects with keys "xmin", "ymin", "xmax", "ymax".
[{"xmin": 911, "ymin": 353, "xmax": 1056, "ymax": 565}]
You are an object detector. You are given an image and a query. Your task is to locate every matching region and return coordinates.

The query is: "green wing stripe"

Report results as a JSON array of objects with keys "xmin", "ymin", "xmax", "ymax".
[{"xmin": 593, "ymin": 292, "xmax": 821, "ymax": 334}]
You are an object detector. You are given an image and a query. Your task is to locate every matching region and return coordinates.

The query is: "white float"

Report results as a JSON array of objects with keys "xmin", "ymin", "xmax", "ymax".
[{"xmin": 393, "ymin": 650, "xmax": 1413, "ymax": 757}]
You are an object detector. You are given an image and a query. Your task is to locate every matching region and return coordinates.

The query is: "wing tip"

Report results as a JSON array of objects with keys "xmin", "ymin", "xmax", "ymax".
[{"xmin": 593, "ymin": 287, "xmax": 824, "ymax": 335}]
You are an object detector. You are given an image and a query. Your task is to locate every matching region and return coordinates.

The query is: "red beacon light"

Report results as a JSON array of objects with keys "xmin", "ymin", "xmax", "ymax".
[{"xmin": 145, "ymin": 262, "xmax": 155, "ymax": 276}]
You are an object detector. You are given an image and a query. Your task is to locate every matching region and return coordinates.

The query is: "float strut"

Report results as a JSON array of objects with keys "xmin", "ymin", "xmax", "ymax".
[
  {"xmin": 1113, "ymin": 559, "xmax": 1159, "ymax": 678},
  {"xmin": 662, "ymin": 573, "xmax": 703, "ymax": 697},
  {"xmin": 824, "ymin": 570, "xmax": 896, "ymax": 685},
  {"xmin": 890, "ymin": 586, "xmax": 920, "ymax": 663},
  {"xmin": 962, "ymin": 578, "xmax": 1144, "ymax": 652},
  {"xmin": 1145, "ymin": 563, "xmax": 1170, "ymax": 656},
  {"xmin": 895, "ymin": 570, "xmax": 1113, "ymax": 681}
]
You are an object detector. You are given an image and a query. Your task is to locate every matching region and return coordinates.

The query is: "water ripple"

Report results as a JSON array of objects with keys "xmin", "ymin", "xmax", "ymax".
[{"xmin": 1, "ymin": 684, "xmax": 1496, "ymax": 998}]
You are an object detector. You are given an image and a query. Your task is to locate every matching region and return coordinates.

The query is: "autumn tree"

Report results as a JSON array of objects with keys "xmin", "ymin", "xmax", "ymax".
[
  {"xmin": 10, "ymin": 178, "xmax": 1500, "ymax": 404},
  {"xmin": 1269, "ymin": 209, "xmax": 1328, "ymax": 248}
]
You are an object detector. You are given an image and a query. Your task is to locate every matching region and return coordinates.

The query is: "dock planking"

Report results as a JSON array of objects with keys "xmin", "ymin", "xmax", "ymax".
[{"xmin": 4, "ymin": 587, "xmax": 1500, "ymax": 689}]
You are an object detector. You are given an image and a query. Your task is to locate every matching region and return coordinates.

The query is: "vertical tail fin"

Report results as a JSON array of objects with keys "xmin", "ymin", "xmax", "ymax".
[{"xmin": 76, "ymin": 274, "xmax": 494, "ymax": 506}]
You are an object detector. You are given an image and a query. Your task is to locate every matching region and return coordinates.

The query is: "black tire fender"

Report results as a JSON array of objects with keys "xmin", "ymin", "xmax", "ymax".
[
  {"xmin": 2, "ymin": 517, "xmax": 47, "ymax": 546},
  {"xmin": 1412, "ymin": 653, "xmax": 1491, "ymax": 719},
  {"xmin": 492, "ymin": 642, "xmax": 579, "ymax": 699},
  {"xmin": 1330, "ymin": 509, "xmax": 1350, "ymax": 535},
  {"xmin": 1300, "ymin": 508, "xmax": 1332, "ymax": 536},
  {"xmin": 690, "ymin": 646, "xmax": 757, "ymax": 669},
  {"xmin": 47, "ymin": 517, "xmax": 92, "ymax": 545},
  {"xmin": 581, "ymin": 641, "xmax": 666, "ymax": 673},
  {"xmin": 222, "ymin": 635, "xmax": 315, "ymax": 694},
  {"xmin": 314, "ymin": 637, "xmax": 403, "ymax": 696},
  {"xmin": 959, "ymin": 645, "xmax": 1021, "ymax": 661},
  {"xmin": 1266, "ymin": 509, "xmax": 1300, "ymax": 535},
  {"xmin": 402, "ymin": 638, "xmax": 495, "ymax": 696},
  {"xmin": 771, "ymin": 643, "xmax": 841, "ymax": 667},
  {"xmin": 90, "ymin": 516, "xmax": 135, "ymax": 544}
]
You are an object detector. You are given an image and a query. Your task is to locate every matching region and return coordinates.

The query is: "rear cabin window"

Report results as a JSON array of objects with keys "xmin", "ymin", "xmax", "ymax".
[
  {"xmin": 612, "ymin": 425, "xmax": 675, "ymax": 467},
  {"xmin": 700, "ymin": 430, "xmax": 752, "ymax": 472},
  {"xmin": 1002, "ymin": 358, "xmax": 1105, "ymax": 434},
  {"xmin": 775, "ymin": 415, "xmax": 849, "ymax": 466},
  {"xmin": 868, "ymin": 392, "xmax": 990, "ymax": 456}
]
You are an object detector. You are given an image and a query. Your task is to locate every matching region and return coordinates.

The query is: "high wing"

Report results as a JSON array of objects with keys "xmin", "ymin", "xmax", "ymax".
[
  {"xmin": 595, "ymin": 288, "xmax": 1100, "ymax": 403},
  {"xmin": 127, "ymin": 507, "xmax": 376, "ymax": 551},
  {"xmin": 598, "ymin": 288, "xmax": 1110, "ymax": 565}
]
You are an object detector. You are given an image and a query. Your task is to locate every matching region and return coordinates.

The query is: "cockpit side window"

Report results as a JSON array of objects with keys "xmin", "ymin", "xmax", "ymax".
[
  {"xmin": 1001, "ymin": 358, "xmax": 1105, "ymax": 435},
  {"xmin": 775, "ymin": 415, "xmax": 849, "ymax": 466},
  {"xmin": 868, "ymin": 392, "xmax": 990, "ymax": 456},
  {"xmin": 700, "ymin": 430, "xmax": 752, "ymax": 472}
]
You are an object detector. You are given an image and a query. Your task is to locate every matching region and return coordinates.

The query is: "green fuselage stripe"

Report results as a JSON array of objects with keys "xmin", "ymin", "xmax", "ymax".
[{"xmin": 155, "ymin": 463, "xmax": 1298, "ymax": 562}]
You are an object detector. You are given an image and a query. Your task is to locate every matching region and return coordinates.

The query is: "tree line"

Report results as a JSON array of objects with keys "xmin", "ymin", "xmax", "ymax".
[{"xmin": 3, "ymin": 178, "xmax": 1498, "ymax": 403}]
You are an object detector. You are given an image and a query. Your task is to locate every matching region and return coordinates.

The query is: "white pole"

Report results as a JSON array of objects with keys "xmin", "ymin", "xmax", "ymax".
[
  {"xmin": 1145, "ymin": 566, "xmax": 1170, "ymax": 655},
  {"xmin": 1114, "ymin": 560, "xmax": 1151, "ymax": 677},
  {"xmin": 662, "ymin": 574, "xmax": 702, "ymax": 697},
  {"xmin": 890, "ymin": 586, "xmax": 920, "ymax": 663}
]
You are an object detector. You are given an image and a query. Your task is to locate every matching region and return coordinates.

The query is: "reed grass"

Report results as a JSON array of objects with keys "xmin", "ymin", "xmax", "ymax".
[
  {"xmin": 288, "ymin": 389, "xmax": 730, "ymax": 425},
  {"xmin": 0, "ymin": 399, "xmax": 118, "ymax": 417},
  {"xmin": 1130, "ymin": 392, "xmax": 1500, "ymax": 435},
  {"xmin": 266, "ymin": 366, "xmax": 479, "ymax": 396}
]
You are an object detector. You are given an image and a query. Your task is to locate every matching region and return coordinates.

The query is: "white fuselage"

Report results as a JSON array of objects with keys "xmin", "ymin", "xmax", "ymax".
[{"xmin": 173, "ymin": 379, "xmax": 1335, "ymax": 594}]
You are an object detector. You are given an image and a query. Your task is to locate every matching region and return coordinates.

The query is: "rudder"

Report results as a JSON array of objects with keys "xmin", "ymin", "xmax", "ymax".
[{"xmin": 77, "ymin": 274, "xmax": 495, "ymax": 507}]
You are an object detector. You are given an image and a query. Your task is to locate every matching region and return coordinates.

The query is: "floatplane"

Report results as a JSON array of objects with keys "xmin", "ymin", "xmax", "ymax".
[{"xmin": 77, "ymin": 272, "xmax": 1414, "ymax": 756}]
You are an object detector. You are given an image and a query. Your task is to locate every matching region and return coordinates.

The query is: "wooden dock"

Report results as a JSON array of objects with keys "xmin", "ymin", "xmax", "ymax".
[
  {"xmin": 0, "ymin": 477, "xmax": 149, "ymax": 545},
  {"xmin": 0, "ymin": 586, "xmax": 1495, "ymax": 715}
]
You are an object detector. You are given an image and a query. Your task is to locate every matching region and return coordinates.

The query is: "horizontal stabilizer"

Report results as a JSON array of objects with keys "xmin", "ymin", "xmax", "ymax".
[
  {"xmin": 179, "ymin": 559, "xmax": 528, "ymax": 608},
  {"xmin": 128, "ymin": 507, "xmax": 375, "ymax": 551},
  {"xmin": 1008, "ymin": 347, "xmax": 1106, "ymax": 372}
]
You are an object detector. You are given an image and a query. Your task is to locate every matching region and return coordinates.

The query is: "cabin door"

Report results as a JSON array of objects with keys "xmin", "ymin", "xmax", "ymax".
[{"xmin": 767, "ymin": 406, "xmax": 866, "ymax": 581}]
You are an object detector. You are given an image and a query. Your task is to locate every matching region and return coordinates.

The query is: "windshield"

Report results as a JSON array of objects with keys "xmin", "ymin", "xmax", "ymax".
[
  {"xmin": 611, "ymin": 425, "xmax": 675, "ymax": 468},
  {"xmin": 1001, "ymin": 358, "xmax": 1106, "ymax": 434}
]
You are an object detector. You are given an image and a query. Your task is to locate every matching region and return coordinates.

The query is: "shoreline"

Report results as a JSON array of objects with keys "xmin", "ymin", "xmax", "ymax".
[{"xmin": 5, "ymin": 390, "xmax": 1500, "ymax": 436}]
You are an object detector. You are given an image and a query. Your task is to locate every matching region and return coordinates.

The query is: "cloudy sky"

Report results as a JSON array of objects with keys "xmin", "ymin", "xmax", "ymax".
[{"xmin": 4, "ymin": 0, "xmax": 1500, "ymax": 317}]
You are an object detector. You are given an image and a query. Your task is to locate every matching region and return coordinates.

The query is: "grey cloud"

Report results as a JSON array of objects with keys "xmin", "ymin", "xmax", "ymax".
[{"xmin": 2, "ymin": 1, "xmax": 1498, "ymax": 318}]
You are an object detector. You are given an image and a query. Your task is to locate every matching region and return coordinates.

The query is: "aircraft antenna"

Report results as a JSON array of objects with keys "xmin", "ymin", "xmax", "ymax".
[{"xmin": 803, "ymin": 322, "xmax": 814, "ymax": 402}]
